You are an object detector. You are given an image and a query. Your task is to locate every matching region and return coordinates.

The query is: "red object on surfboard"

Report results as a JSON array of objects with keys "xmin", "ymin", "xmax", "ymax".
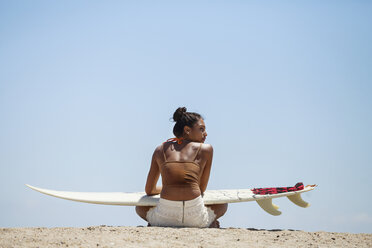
[{"xmin": 252, "ymin": 182, "xmax": 305, "ymax": 195}]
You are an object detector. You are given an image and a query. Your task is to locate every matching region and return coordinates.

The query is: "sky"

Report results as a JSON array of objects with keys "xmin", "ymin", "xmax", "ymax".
[{"xmin": 0, "ymin": 0, "xmax": 371, "ymax": 234}]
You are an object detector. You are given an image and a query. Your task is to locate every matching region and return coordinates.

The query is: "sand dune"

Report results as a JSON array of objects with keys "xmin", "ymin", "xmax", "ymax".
[{"xmin": 1, "ymin": 226, "xmax": 371, "ymax": 248}]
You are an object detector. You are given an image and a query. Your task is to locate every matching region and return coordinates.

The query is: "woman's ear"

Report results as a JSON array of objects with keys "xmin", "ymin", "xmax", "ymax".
[{"xmin": 184, "ymin": 126, "xmax": 191, "ymax": 135}]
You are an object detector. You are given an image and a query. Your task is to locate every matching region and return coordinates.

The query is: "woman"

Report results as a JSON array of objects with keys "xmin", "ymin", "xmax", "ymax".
[{"xmin": 135, "ymin": 107, "xmax": 228, "ymax": 228}]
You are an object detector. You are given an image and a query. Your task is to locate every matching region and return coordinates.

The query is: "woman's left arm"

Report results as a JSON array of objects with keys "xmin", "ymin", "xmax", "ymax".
[{"xmin": 145, "ymin": 148, "xmax": 162, "ymax": 195}]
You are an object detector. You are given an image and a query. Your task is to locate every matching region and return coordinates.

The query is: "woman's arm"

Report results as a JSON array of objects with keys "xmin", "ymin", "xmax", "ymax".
[
  {"xmin": 199, "ymin": 144, "xmax": 213, "ymax": 194},
  {"xmin": 145, "ymin": 147, "xmax": 162, "ymax": 196}
]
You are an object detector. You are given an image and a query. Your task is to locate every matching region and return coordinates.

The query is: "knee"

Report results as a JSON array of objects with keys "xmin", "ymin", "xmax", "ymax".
[
  {"xmin": 223, "ymin": 203, "xmax": 228, "ymax": 212},
  {"xmin": 135, "ymin": 206, "xmax": 141, "ymax": 216},
  {"xmin": 136, "ymin": 206, "xmax": 152, "ymax": 221},
  {"xmin": 207, "ymin": 203, "xmax": 228, "ymax": 219},
  {"xmin": 216, "ymin": 203, "xmax": 228, "ymax": 218},
  {"xmin": 220, "ymin": 203, "xmax": 228, "ymax": 217},
  {"xmin": 135, "ymin": 206, "xmax": 146, "ymax": 219}
]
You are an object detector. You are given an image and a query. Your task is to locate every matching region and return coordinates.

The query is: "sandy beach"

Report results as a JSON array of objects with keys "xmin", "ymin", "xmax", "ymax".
[{"xmin": 1, "ymin": 226, "xmax": 371, "ymax": 248}]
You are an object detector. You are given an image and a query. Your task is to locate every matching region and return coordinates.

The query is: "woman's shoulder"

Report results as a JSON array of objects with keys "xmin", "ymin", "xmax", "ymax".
[
  {"xmin": 155, "ymin": 141, "xmax": 213, "ymax": 151},
  {"xmin": 154, "ymin": 143, "xmax": 166, "ymax": 154},
  {"xmin": 195, "ymin": 143, "xmax": 213, "ymax": 161},
  {"xmin": 200, "ymin": 143, "xmax": 213, "ymax": 154},
  {"xmin": 190, "ymin": 142, "xmax": 213, "ymax": 154},
  {"xmin": 176, "ymin": 141, "xmax": 213, "ymax": 150}
]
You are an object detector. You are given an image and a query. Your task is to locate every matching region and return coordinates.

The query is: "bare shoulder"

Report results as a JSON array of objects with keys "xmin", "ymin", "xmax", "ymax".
[
  {"xmin": 201, "ymin": 143, "xmax": 213, "ymax": 152},
  {"xmin": 153, "ymin": 143, "xmax": 165, "ymax": 157},
  {"xmin": 155, "ymin": 143, "xmax": 164, "ymax": 152}
]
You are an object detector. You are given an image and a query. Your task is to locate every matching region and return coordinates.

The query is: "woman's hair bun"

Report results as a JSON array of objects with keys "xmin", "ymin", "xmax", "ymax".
[
  {"xmin": 173, "ymin": 107, "xmax": 187, "ymax": 122},
  {"xmin": 171, "ymin": 107, "xmax": 203, "ymax": 138}
]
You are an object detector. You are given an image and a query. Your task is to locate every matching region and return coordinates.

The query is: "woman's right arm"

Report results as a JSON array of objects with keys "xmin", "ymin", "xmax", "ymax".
[{"xmin": 199, "ymin": 144, "xmax": 214, "ymax": 194}]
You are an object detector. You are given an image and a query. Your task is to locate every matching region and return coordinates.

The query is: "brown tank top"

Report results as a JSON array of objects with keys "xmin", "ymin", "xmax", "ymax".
[{"xmin": 160, "ymin": 142, "xmax": 203, "ymax": 198}]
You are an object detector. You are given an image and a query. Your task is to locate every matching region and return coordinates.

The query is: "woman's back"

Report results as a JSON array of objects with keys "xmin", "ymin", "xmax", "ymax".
[{"xmin": 159, "ymin": 141, "xmax": 205, "ymax": 201}]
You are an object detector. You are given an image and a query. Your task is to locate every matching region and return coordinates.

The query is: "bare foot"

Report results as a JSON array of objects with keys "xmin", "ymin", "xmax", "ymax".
[{"xmin": 209, "ymin": 220, "xmax": 220, "ymax": 228}]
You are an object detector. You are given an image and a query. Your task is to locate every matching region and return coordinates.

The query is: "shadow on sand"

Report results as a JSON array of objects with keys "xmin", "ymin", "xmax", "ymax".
[{"xmin": 245, "ymin": 228, "xmax": 300, "ymax": 232}]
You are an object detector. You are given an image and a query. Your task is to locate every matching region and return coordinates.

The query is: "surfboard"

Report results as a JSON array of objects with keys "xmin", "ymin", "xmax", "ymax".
[{"xmin": 26, "ymin": 183, "xmax": 316, "ymax": 216}]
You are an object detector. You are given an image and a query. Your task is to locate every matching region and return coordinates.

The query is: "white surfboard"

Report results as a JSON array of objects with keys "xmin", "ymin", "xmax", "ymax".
[{"xmin": 26, "ymin": 184, "xmax": 316, "ymax": 216}]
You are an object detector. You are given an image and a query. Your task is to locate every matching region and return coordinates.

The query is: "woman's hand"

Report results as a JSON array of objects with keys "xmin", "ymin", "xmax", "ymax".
[{"xmin": 146, "ymin": 185, "xmax": 162, "ymax": 196}]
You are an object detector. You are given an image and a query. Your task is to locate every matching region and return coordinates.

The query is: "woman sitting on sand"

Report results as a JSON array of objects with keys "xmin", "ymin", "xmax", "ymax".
[{"xmin": 136, "ymin": 107, "xmax": 228, "ymax": 228}]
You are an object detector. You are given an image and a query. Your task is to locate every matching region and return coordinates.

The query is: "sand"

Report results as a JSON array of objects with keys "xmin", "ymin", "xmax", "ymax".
[{"xmin": 1, "ymin": 226, "xmax": 371, "ymax": 248}]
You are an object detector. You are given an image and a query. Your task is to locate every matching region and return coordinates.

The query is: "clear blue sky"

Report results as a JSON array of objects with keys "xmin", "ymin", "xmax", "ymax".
[{"xmin": 0, "ymin": 1, "xmax": 371, "ymax": 233}]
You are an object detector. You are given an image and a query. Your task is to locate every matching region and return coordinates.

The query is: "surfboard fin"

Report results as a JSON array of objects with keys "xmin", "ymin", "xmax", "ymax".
[
  {"xmin": 287, "ymin": 193, "xmax": 310, "ymax": 208},
  {"xmin": 256, "ymin": 199, "xmax": 282, "ymax": 216},
  {"xmin": 272, "ymin": 203, "xmax": 280, "ymax": 210}
]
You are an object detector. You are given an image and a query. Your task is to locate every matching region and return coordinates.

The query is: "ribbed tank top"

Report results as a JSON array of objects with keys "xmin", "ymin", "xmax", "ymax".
[{"xmin": 161, "ymin": 142, "xmax": 202, "ymax": 188}]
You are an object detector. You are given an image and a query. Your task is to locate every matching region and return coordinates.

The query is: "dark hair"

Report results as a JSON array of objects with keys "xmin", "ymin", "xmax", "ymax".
[{"xmin": 172, "ymin": 107, "xmax": 203, "ymax": 138}]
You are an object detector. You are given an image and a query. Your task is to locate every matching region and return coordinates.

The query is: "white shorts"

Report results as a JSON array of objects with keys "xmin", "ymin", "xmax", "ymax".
[{"xmin": 146, "ymin": 195, "xmax": 216, "ymax": 228}]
